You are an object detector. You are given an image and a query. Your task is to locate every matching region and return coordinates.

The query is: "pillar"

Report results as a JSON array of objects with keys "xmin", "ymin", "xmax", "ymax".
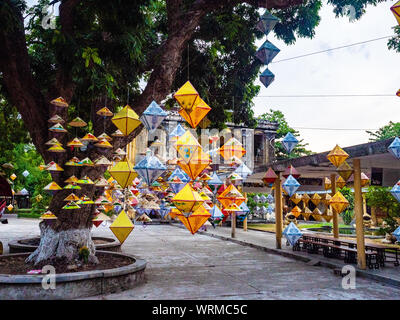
[
  {"xmin": 331, "ymin": 173, "xmax": 339, "ymax": 239},
  {"xmin": 231, "ymin": 212, "xmax": 236, "ymax": 238},
  {"xmin": 274, "ymin": 172, "xmax": 282, "ymax": 249},
  {"xmin": 243, "ymin": 192, "xmax": 248, "ymax": 231},
  {"xmin": 353, "ymin": 159, "xmax": 366, "ymax": 270}
]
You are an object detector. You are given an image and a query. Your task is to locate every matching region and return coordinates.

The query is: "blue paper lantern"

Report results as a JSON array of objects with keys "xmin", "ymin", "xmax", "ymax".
[
  {"xmin": 259, "ymin": 68, "xmax": 275, "ymax": 88},
  {"xmin": 255, "ymin": 40, "xmax": 280, "ymax": 65},
  {"xmin": 169, "ymin": 123, "xmax": 186, "ymax": 139},
  {"xmin": 208, "ymin": 172, "xmax": 223, "ymax": 186},
  {"xmin": 266, "ymin": 206, "xmax": 274, "ymax": 213},
  {"xmin": 391, "ymin": 183, "xmax": 400, "ymax": 202},
  {"xmin": 168, "ymin": 167, "xmax": 190, "ymax": 194},
  {"xmin": 266, "ymin": 194, "xmax": 274, "ymax": 204},
  {"xmin": 210, "ymin": 205, "xmax": 224, "ymax": 222},
  {"xmin": 388, "ymin": 137, "xmax": 400, "ymax": 159},
  {"xmin": 282, "ymin": 175, "xmax": 300, "ymax": 197},
  {"xmin": 256, "ymin": 10, "xmax": 280, "ymax": 36},
  {"xmin": 283, "ymin": 222, "xmax": 303, "ymax": 246},
  {"xmin": 393, "ymin": 226, "xmax": 400, "ymax": 242},
  {"xmin": 140, "ymin": 101, "xmax": 168, "ymax": 133},
  {"xmin": 282, "ymin": 132, "xmax": 299, "ymax": 154},
  {"xmin": 134, "ymin": 151, "xmax": 166, "ymax": 186},
  {"xmin": 234, "ymin": 163, "xmax": 253, "ymax": 180}
]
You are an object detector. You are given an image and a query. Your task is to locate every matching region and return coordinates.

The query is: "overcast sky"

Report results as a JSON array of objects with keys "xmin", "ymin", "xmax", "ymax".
[
  {"xmin": 254, "ymin": 2, "xmax": 400, "ymax": 152},
  {"xmin": 26, "ymin": 0, "xmax": 399, "ymax": 153}
]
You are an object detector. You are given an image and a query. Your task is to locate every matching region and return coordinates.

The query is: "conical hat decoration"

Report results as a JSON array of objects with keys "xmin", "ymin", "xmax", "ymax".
[
  {"xmin": 80, "ymin": 195, "xmax": 94, "ymax": 205},
  {"xmin": 140, "ymin": 100, "xmax": 168, "ymax": 133},
  {"xmin": 64, "ymin": 175, "xmax": 79, "ymax": 184},
  {"xmin": 176, "ymin": 205, "xmax": 211, "ymax": 235},
  {"xmin": 43, "ymin": 181, "xmax": 62, "ymax": 191},
  {"xmin": 290, "ymin": 193, "xmax": 302, "ymax": 205},
  {"xmin": 65, "ymin": 157, "xmax": 83, "ymax": 166},
  {"xmin": 111, "ymin": 105, "xmax": 141, "ymax": 136},
  {"xmin": 219, "ymin": 137, "xmax": 246, "ymax": 160},
  {"xmin": 108, "ymin": 157, "xmax": 138, "ymax": 189},
  {"xmin": 64, "ymin": 193, "xmax": 80, "ymax": 201},
  {"xmin": 290, "ymin": 206, "xmax": 302, "ymax": 218},
  {"xmin": 177, "ymin": 149, "xmax": 211, "ymax": 180},
  {"xmin": 335, "ymin": 176, "xmax": 346, "ymax": 189},
  {"xmin": 114, "ymin": 148, "xmax": 127, "ymax": 156},
  {"xmin": 173, "ymin": 81, "xmax": 200, "ymax": 111},
  {"xmin": 329, "ymin": 192, "xmax": 349, "ymax": 214},
  {"xmin": 337, "ymin": 161, "xmax": 353, "ymax": 181},
  {"xmin": 48, "ymin": 114, "xmax": 65, "ymax": 123},
  {"xmin": 64, "ymin": 184, "xmax": 81, "ymax": 190},
  {"xmin": 40, "ymin": 211, "xmax": 57, "ymax": 220},
  {"xmin": 50, "ymin": 97, "xmax": 69, "ymax": 108},
  {"xmin": 45, "ymin": 137, "xmax": 62, "ymax": 145},
  {"xmin": 62, "ymin": 201, "xmax": 81, "ymax": 210},
  {"xmin": 67, "ymin": 138, "xmax": 84, "ymax": 148},
  {"xmin": 77, "ymin": 176, "xmax": 94, "ymax": 185},
  {"xmin": 171, "ymin": 183, "xmax": 204, "ymax": 215},
  {"xmin": 327, "ymin": 145, "xmax": 349, "ymax": 168},
  {"xmin": 68, "ymin": 116, "xmax": 87, "ymax": 127},
  {"xmin": 94, "ymin": 156, "xmax": 112, "ymax": 166},
  {"xmin": 391, "ymin": 0, "xmax": 400, "ymax": 25},
  {"xmin": 217, "ymin": 184, "xmax": 245, "ymax": 208},
  {"xmin": 179, "ymin": 97, "xmax": 211, "ymax": 129},
  {"xmin": 49, "ymin": 123, "xmax": 67, "ymax": 133},
  {"xmin": 109, "ymin": 210, "xmax": 134, "ymax": 244},
  {"xmin": 81, "ymin": 133, "xmax": 98, "ymax": 142},
  {"xmin": 92, "ymin": 212, "xmax": 111, "ymax": 227},
  {"xmin": 97, "ymin": 107, "xmax": 114, "ymax": 117},
  {"xmin": 112, "ymin": 129, "xmax": 124, "ymax": 137},
  {"xmin": 94, "ymin": 177, "xmax": 109, "ymax": 187},
  {"xmin": 48, "ymin": 144, "xmax": 66, "ymax": 153},
  {"xmin": 94, "ymin": 138, "xmax": 113, "ymax": 149},
  {"xmin": 97, "ymin": 133, "xmax": 112, "ymax": 142},
  {"xmin": 80, "ymin": 157, "xmax": 94, "ymax": 166},
  {"xmin": 47, "ymin": 162, "xmax": 64, "ymax": 172}
]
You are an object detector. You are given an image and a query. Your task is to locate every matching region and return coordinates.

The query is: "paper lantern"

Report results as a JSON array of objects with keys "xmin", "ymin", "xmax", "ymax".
[
  {"xmin": 50, "ymin": 97, "xmax": 68, "ymax": 108},
  {"xmin": 64, "ymin": 193, "xmax": 80, "ymax": 202},
  {"xmin": 140, "ymin": 100, "xmax": 168, "ymax": 133},
  {"xmin": 174, "ymin": 130, "xmax": 202, "ymax": 163},
  {"xmin": 173, "ymin": 81, "xmax": 200, "ymax": 111},
  {"xmin": 210, "ymin": 205, "xmax": 224, "ymax": 224},
  {"xmin": 234, "ymin": 163, "xmax": 253, "ymax": 180},
  {"xmin": 302, "ymin": 193, "xmax": 310, "ymax": 204},
  {"xmin": 10, "ymin": 173, "xmax": 17, "ymax": 181},
  {"xmin": 62, "ymin": 201, "xmax": 81, "ymax": 210},
  {"xmin": 63, "ymin": 184, "xmax": 81, "ymax": 190},
  {"xmin": 109, "ymin": 210, "xmax": 134, "ymax": 244},
  {"xmin": 171, "ymin": 183, "xmax": 204, "ymax": 215},
  {"xmin": 134, "ymin": 151, "xmax": 166, "ymax": 186},
  {"xmin": 393, "ymin": 226, "xmax": 400, "ymax": 242},
  {"xmin": 94, "ymin": 138, "xmax": 113, "ymax": 149},
  {"xmin": 169, "ymin": 123, "xmax": 186, "ymax": 142},
  {"xmin": 327, "ymin": 145, "xmax": 349, "ymax": 168},
  {"xmin": 391, "ymin": 183, "xmax": 400, "ymax": 202},
  {"xmin": 397, "ymin": 89, "xmax": 400, "ymax": 97},
  {"xmin": 111, "ymin": 105, "xmax": 141, "ymax": 136},
  {"xmin": 217, "ymin": 184, "xmax": 245, "ymax": 208},
  {"xmin": 112, "ymin": 129, "xmax": 124, "ymax": 137},
  {"xmin": 168, "ymin": 167, "xmax": 190, "ymax": 194},
  {"xmin": 177, "ymin": 149, "xmax": 211, "ymax": 180},
  {"xmin": 290, "ymin": 206, "xmax": 302, "ymax": 218},
  {"xmin": 282, "ymin": 132, "xmax": 298, "ymax": 154},
  {"xmin": 80, "ymin": 157, "xmax": 94, "ymax": 166},
  {"xmin": 283, "ymin": 222, "xmax": 302, "ymax": 246},
  {"xmin": 388, "ymin": 137, "xmax": 400, "ymax": 159},
  {"xmin": 45, "ymin": 137, "xmax": 62, "ymax": 146},
  {"xmin": 302, "ymin": 207, "xmax": 312, "ymax": 220},
  {"xmin": 262, "ymin": 167, "xmax": 278, "ymax": 186},
  {"xmin": 391, "ymin": 1, "xmax": 400, "ymax": 25},
  {"xmin": 256, "ymin": 10, "xmax": 280, "ymax": 35},
  {"xmin": 337, "ymin": 161, "xmax": 353, "ymax": 181},
  {"xmin": 329, "ymin": 192, "xmax": 349, "ymax": 214},
  {"xmin": 255, "ymin": 40, "xmax": 280, "ymax": 65},
  {"xmin": 323, "ymin": 177, "xmax": 331, "ymax": 190},
  {"xmin": 97, "ymin": 133, "xmax": 112, "ymax": 142},
  {"xmin": 81, "ymin": 133, "xmax": 98, "ymax": 143},
  {"xmin": 97, "ymin": 107, "xmax": 113, "ymax": 117},
  {"xmin": 44, "ymin": 181, "xmax": 62, "ymax": 194},
  {"xmin": 322, "ymin": 193, "xmax": 332, "ymax": 206},
  {"xmin": 108, "ymin": 157, "xmax": 137, "ymax": 189},
  {"xmin": 282, "ymin": 165, "xmax": 300, "ymax": 179},
  {"xmin": 94, "ymin": 156, "xmax": 112, "ymax": 166},
  {"xmin": 7, "ymin": 204, "xmax": 13, "ymax": 211},
  {"xmin": 266, "ymin": 194, "xmax": 274, "ymax": 204},
  {"xmin": 176, "ymin": 205, "xmax": 211, "ymax": 235},
  {"xmin": 68, "ymin": 117, "xmax": 87, "ymax": 127},
  {"xmin": 93, "ymin": 212, "xmax": 111, "ymax": 227},
  {"xmin": 35, "ymin": 194, "xmax": 43, "ymax": 202},
  {"xmin": 335, "ymin": 176, "xmax": 346, "ymax": 189},
  {"xmin": 282, "ymin": 175, "xmax": 300, "ymax": 197},
  {"xmin": 22, "ymin": 170, "xmax": 30, "ymax": 177},
  {"xmin": 179, "ymin": 98, "xmax": 211, "ymax": 129},
  {"xmin": 290, "ymin": 193, "xmax": 302, "ymax": 205},
  {"xmin": 259, "ymin": 68, "xmax": 275, "ymax": 88},
  {"xmin": 219, "ymin": 137, "xmax": 246, "ymax": 160}
]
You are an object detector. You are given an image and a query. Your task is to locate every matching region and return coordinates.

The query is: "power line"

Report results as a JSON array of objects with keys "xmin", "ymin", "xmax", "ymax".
[
  {"xmin": 271, "ymin": 35, "xmax": 394, "ymax": 63},
  {"xmin": 292, "ymin": 127, "xmax": 378, "ymax": 131},
  {"xmin": 254, "ymin": 94, "xmax": 395, "ymax": 98}
]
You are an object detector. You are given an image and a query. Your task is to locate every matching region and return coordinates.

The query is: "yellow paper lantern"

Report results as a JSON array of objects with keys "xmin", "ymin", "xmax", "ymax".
[
  {"xmin": 108, "ymin": 157, "xmax": 138, "ymax": 189},
  {"xmin": 335, "ymin": 176, "xmax": 346, "ymax": 189},
  {"xmin": 326, "ymin": 145, "xmax": 349, "ymax": 168},
  {"xmin": 336, "ymin": 161, "xmax": 353, "ymax": 181},
  {"xmin": 179, "ymin": 98, "xmax": 211, "ymax": 129},
  {"xmin": 323, "ymin": 177, "xmax": 331, "ymax": 190},
  {"xmin": 10, "ymin": 173, "xmax": 16, "ymax": 181},
  {"xmin": 217, "ymin": 184, "xmax": 245, "ymax": 208},
  {"xmin": 171, "ymin": 183, "xmax": 204, "ymax": 215},
  {"xmin": 290, "ymin": 205, "xmax": 302, "ymax": 218},
  {"xmin": 173, "ymin": 81, "xmax": 200, "ymax": 111},
  {"xmin": 176, "ymin": 205, "xmax": 211, "ymax": 235},
  {"xmin": 302, "ymin": 207, "xmax": 312, "ymax": 220},
  {"xmin": 174, "ymin": 130, "xmax": 201, "ymax": 163},
  {"xmin": 329, "ymin": 191, "xmax": 349, "ymax": 214},
  {"xmin": 111, "ymin": 105, "xmax": 141, "ymax": 136},
  {"xmin": 177, "ymin": 149, "xmax": 211, "ymax": 180},
  {"xmin": 311, "ymin": 193, "xmax": 321, "ymax": 206},
  {"xmin": 219, "ymin": 137, "xmax": 246, "ymax": 160},
  {"xmin": 109, "ymin": 210, "xmax": 134, "ymax": 244},
  {"xmin": 289, "ymin": 193, "xmax": 302, "ymax": 205},
  {"xmin": 391, "ymin": 0, "xmax": 400, "ymax": 25}
]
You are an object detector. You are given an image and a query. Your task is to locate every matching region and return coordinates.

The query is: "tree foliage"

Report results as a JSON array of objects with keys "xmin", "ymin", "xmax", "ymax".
[
  {"xmin": 367, "ymin": 121, "xmax": 400, "ymax": 142},
  {"xmin": 258, "ymin": 109, "xmax": 313, "ymax": 160}
]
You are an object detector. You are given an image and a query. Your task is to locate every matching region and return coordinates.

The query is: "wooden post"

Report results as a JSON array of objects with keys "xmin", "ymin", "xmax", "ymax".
[
  {"xmin": 331, "ymin": 173, "xmax": 339, "ymax": 239},
  {"xmin": 231, "ymin": 212, "xmax": 236, "ymax": 238},
  {"xmin": 275, "ymin": 172, "xmax": 282, "ymax": 249},
  {"xmin": 353, "ymin": 159, "xmax": 366, "ymax": 270},
  {"xmin": 371, "ymin": 206, "xmax": 377, "ymax": 227}
]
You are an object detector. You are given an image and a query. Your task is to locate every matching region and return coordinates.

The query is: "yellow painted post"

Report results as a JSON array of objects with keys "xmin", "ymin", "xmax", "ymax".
[
  {"xmin": 353, "ymin": 159, "xmax": 366, "ymax": 270},
  {"xmin": 275, "ymin": 172, "xmax": 282, "ymax": 249},
  {"xmin": 331, "ymin": 173, "xmax": 339, "ymax": 239}
]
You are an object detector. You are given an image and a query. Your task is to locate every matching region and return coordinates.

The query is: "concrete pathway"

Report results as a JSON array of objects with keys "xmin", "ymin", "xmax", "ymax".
[{"xmin": 1, "ymin": 216, "xmax": 400, "ymax": 299}]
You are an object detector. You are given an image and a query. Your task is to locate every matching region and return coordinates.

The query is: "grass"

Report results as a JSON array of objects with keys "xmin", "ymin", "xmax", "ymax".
[{"xmin": 16, "ymin": 210, "xmax": 41, "ymax": 219}]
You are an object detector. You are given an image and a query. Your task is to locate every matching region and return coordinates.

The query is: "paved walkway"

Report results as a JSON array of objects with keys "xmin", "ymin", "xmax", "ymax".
[{"xmin": 1, "ymin": 216, "xmax": 400, "ymax": 299}]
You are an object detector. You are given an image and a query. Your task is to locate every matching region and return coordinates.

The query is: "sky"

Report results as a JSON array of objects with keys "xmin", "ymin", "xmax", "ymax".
[
  {"xmin": 25, "ymin": 0, "xmax": 399, "ymax": 153},
  {"xmin": 253, "ymin": 2, "xmax": 400, "ymax": 152}
]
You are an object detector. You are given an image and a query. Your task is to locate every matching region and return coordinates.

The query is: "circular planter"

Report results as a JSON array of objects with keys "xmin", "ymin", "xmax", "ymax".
[
  {"xmin": 0, "ymin": 251, "xmax": 146, "ymax": 300},
  {"xmin": 8, "ymin": 236, "xmax": 121, "ymax": 253}
]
